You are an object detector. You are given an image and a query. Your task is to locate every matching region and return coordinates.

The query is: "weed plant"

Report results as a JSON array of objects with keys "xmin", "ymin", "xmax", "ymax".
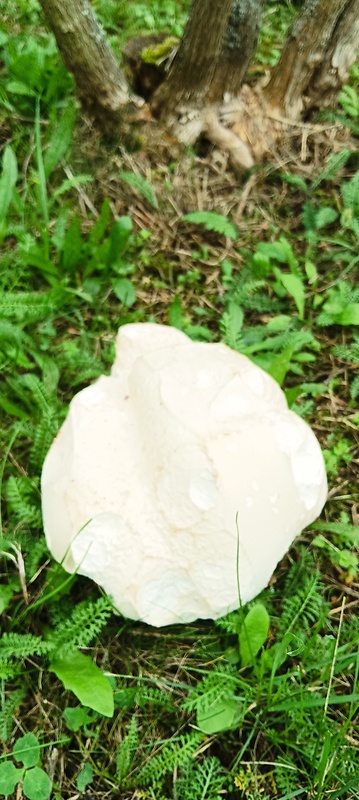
[{"xmin": 0, "ymin": 0, "xmax": 359, "ymax": 798}]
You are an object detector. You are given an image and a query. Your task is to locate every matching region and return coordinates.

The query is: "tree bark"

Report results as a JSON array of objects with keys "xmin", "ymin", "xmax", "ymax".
[
  {"xmin": 210, "ymin": 0, "xmax": 264, "ymax": 99},
  {"xmin": 263, "ymin": 0, "xmax": 359, "ymax": 118},
  {"xmin": 38, "ymin": 0, "xmax": 129, "ymax": 128},
  {"xmin": 152, "ymin": 0, "xmax": 234, "ymax": 116}
]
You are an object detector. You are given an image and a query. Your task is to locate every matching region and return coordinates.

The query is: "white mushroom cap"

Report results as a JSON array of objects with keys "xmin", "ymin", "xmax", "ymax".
[{"xmin": 41, "ymin": 323, "xmax": 327, "ymax": 626}]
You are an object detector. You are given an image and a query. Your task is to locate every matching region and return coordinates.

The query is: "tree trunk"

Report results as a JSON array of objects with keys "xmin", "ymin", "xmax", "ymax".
[
  {"xmin": 263, "ymin": 0, "xmax": 359, "ymax": 118},
  {"xmin": 152, "ymin": 0, "xmax": 234, "ymax": 116},
  {"xmin": 38, "ymin": 0, "xmax": 129, "ymax": 128},
  {"xmin": 210, "ymin": 0, "xmax": 264, "ymax": 99}
]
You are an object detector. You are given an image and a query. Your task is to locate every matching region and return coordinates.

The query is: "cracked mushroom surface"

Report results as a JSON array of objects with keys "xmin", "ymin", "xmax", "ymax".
[{"xmin": 41, "ymin": 323, "xmax": 327, "ymax": 627}]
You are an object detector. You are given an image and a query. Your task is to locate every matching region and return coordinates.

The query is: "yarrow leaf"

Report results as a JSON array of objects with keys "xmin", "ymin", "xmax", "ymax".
[
  {"xmin": 119, "ymin": 171, "xmax": 158, "ymax": 209},
  {"xmin": 181, "ymin": 211, "xmax": 237, "ymax": 240}
]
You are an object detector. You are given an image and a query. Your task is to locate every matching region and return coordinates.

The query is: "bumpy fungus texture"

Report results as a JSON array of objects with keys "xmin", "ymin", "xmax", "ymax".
[{"xmin": 42, "ymin": 323, "xmax": 327, "ymax": 627}]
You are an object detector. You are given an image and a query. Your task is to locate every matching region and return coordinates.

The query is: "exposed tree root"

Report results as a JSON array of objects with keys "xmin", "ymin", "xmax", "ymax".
[
  {"xmin": 123, "ymin": 25, "xmax": 356, "ymax": 173},
  {"xmin": 165, "ymin": 82, "xmax": 344, "ymax": 172},
  {"xmin": 165, "ymin": 85, "xmax": 278, "ymax": 170},
  {"xmin": 203, "ymin": 110, "xmax": 254, "ymax": 170}
]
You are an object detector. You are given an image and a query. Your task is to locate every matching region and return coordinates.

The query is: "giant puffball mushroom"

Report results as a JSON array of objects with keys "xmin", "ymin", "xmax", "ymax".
[{"xmin": 41, "ymin": 323, "xmax": 327, "ymax": 627}]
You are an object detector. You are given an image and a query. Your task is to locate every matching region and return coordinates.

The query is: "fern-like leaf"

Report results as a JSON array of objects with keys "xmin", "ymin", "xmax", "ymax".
[
  {"xmin": 276, "ymin": 555, "xmax": 329, "ymax": 639},
  {"xmin": 182, "ymin": 668, "xmax": 240, "ymax": 715},
  {"xmin": 333, "ymin": 336, "xmax": 359, "ymax": 398},
  {"xmin": 333, "ymin": 336, "xmax": 359, "ymax": 364},
  {"xmin": 20, "ymin": 374, "xmax": 53, "ymax": 416},
  {"xmin": 49, "ymin": 596, "xmax": 113, "ymax": 651},
  {"xmin": 24, "ymin": 538, "xmax": 49, "ymax": 580},
  {"xmin": 5, "ymin": 476, "xmax": 41, "ymax": 527},
  {"xmin": 350, "ymin": 374, "xmax": 359, "ymax": 399},
  {"xmin": 214, "ymin": 609, "xmax": 242, "ymax": 635},
  {"xmin": 116, "ymin": 715, "xmax": 139, "ymax": 783},
  {"xmin": 311, "ymin": 149, "xmax": 351, "ymax": 189},
  {"xmin": 134, "ymin": 685, "xmax": 174, "ymax": 710},
  {"xmin": 0, "ymin": 633, "xmax": 52, "ymax": 663},
  {"xmin": 30, "ymin": 413, "xmax": 58, "ymax": 468},
  {"xmin": 137, "ymin": 732, "xmax": 202, "ymax": 787},
  {"xmin": 119, "ymin": 171, "xmax": 158, "ymax": 209},
  {"xmin": 0, "ymin": 688, "xmax": 26, "ymax": 744},
  {"xmin": 0, "ymin": 319, "xmax": 23, "ymax": 352},
  {"xmin": 0, "ymin": 291, "xmax": 57, "ymax": 324},
  {"xmin": 181, "ymin": 211, "xmax": 237, "ymax": 240},
  {"xmin": 341, "ymin": 169, "xmax": 359, "ymax": 217},
  {"xmin": 175, "ymin": 756, "xmax": 225, "ymax": 800},
  {"xmin": 220, "ymin": 301, "xmax": 244, "ymax": 351}
]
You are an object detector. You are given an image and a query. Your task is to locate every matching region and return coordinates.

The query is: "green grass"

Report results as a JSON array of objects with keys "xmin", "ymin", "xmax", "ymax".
[{"xmin": 1, "ymin": 0, "xmax": 359, "ymax": 798}]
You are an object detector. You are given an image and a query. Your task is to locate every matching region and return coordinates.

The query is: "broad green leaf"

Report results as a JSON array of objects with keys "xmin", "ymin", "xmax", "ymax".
[
  {"xmin": 106, "ymin": 216, "xmax": 132, "ymax": 267},
  {"xmin": 76, "ymin": 763, "xmax": 93, "ymax": 792},
  {"xmin": 304, "ymin": 260, "xmax": 318, "ymax": 283},
  {"xmin": 293, "ymin": 351, "xmax": 316, "ymax": 364},
  {"xmin": 252, "ymin": 251, "xmax": 271, "ymax": 276},
  {"xmin": 112, "ymin": 278, "xmax": 136, "ymax": 307},
  {"xmin": 63, "ymin": 706, "xmax": 92, "ymax": 732},
  {"xmin": 168, "ymin": 296, "xmax": 183, "ymax": 329},
  {"xmin": 314, "ymin": 206, "xmax": 338, "ymax": 230},
  {"xmin": 19, "ymin": 243, "xmax": 59, "ymax": 280},
  {"xmin": 119, "ymin": 171, "xmax": 158, "ymax": 209},
  {"xmin": 44, "ymin": 104, "xmax": 76, "ymax": 178},
  {"xmin": 266, "ymin": 315, "xmax": 292, "ymax": 332},
  {"xmin": 181, "ymin": 211, "xmax": 237, "ymax": 240},
  {"xmin": 50, "ymin": 650, "xmax": 114, "ymax": 717},
  {"xmin": 284, "ymin": 385, "xmax": 303, "ymax": 407},
  {"xmin": 338, "ymin": 304, "xmax": 359, "ymax": 325},
  {"xmin": 61, "ymin": 214, "xmax": 83, "ymax": 271},
  {"xmin": 22, "ymin": 768, "xmax": 51, "ymax": 800},
  {"xmin": 281, "ymin": 173, "xmax": 307, "ymax": 192},
  {"xmin": 275, "ymin": 270, "xmax": 305, "ymax": 319},
  {"xmin": 0, "ymin": 585, "xmax": 13, "ymax": 614},
  {"xmin": 0, "ymin": 146, "xmax": 18, "ymax": 224},
  {"xmin": 13, "ymin": 733, "xmax": 40, "ymax": 768},
  {"xmin": 89, "ymin": 198, "xmax": 111, "ymax": 246},
  {"xmin": 5, "ymin": 80, "xmax": 37, "ymax": 97},
  {"xmin": 239, "ymin": 603, "xmax": 270, "ymax": 668},
  {"xmin": 184, "ymin": 324, "xmax": 214, "ymax": 342},
  {"xmin": 257, "ymin": 237, "xmax": 297, "ymax": 272},
  {"xmin": 268, "ymin": 344, "xmax": 296, "ymax": 386},
  {"xmin": 0, "ymin": 761, "xmax": 21, "ymax": 795},
  {"xmin": 260, "ymin": 636, "xmax": 291, "ymax": 674},
  {"xmin": 197, "ymin": 697, "xmax": 242, "ymax": 734}
]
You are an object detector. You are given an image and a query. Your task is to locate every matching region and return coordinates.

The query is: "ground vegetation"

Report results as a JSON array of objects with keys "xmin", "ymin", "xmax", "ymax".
[{"xmin": 0, "ymin": 0, "xmax": 358, "ymax": 798}]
